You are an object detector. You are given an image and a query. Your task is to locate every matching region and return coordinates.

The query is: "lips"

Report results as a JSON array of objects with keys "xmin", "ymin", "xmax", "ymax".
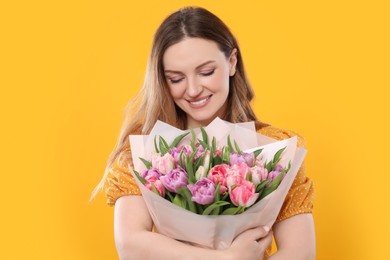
[{"xmin": 187, "ymin": 95, "xmax": 212, "ymax": 108}]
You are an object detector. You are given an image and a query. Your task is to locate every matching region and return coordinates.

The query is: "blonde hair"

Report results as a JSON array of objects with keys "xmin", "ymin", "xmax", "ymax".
[{"xmin": 91, "ymin": 6, "xmax": 268, "ymax": 200}]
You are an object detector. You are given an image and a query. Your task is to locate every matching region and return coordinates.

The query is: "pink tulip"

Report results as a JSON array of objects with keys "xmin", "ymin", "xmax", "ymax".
[
  {"xmin": 151, "ymin": 153, "xmax": 174, "ymax": 175},
  {"xmin": 226, "ymin": 166, "xmax": 245, "ymax": 188},
  {"xmin": 208, "ymin": 164, "xmax": 230, "ymax": 194},
  {"xmin": 229, "ymin": 180, "xmax": 259, "ymax": 207},
  {"xmin": 145, "ymin": 176, "xmax": 165, "ymax": 197},
  {"xmin": 249, "ymin": 165, "xmax": 268, "ymax": 185}
]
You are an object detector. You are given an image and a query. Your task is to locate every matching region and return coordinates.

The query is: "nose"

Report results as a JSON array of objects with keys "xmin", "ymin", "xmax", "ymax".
[{"xmin": 186, "ymin": 76, "xmax": 202, "ymax": 97}]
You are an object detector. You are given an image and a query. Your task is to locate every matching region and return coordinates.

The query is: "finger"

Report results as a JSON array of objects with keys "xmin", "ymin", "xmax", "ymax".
[
  {"xmin": 258, "ymin": 230, "xmax": 273, "ymax": 250},
  {"xmin": 237, "ymin": 226, "xmax": 270, "ymax": 242}
]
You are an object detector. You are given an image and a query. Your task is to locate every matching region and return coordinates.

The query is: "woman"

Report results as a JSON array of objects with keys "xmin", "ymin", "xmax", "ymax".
[{"xmin": 93, "ymin": 6, "xmax": 315, "ymax": 259}]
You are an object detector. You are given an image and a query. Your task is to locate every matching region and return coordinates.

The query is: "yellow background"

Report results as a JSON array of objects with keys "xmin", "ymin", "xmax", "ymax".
[{"xmin": 1, "ymin": 0, "xmax": 389, "ymax": 259}]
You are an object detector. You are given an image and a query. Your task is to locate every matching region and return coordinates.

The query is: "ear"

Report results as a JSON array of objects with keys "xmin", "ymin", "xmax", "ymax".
[{"xmin": 229, "ymin": 48, "xmax": 238, "ymax": 76}]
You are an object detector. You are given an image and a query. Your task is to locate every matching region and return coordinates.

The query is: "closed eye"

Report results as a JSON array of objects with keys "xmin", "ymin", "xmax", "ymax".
[
  {"xmin": 200, "ymin": 70, "xmax": 215, "ymax": 76},
  {"xmin": 168, "ymin": 78, "xmax": 184, "ymax": 84}
]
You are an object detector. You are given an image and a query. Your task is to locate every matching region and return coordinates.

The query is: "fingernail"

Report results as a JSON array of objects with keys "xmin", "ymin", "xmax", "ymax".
[{"xmin": 264, "ymin": 226, "xmax": 270, "ymax": 232}]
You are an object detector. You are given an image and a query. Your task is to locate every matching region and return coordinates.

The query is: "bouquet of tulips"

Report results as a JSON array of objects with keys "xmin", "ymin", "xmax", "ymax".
[
  {"xmin": 134, "ymin": 127, "xmax": 291, "ymax": 216},
  {"xmin": 129, "ymin": 118, "xmax": 306, "ymax": 249}
]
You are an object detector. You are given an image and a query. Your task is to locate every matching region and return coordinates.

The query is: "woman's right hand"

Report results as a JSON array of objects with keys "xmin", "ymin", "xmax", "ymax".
[{"xmin": 224, "ymin": 226, "xmax": 273, "ymax": 260}]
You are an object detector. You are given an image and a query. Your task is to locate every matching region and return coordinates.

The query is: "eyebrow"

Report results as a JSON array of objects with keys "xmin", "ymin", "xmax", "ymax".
[{"xmin": 164, "ymin": 60, "xmax": 216, "ymax": 74}]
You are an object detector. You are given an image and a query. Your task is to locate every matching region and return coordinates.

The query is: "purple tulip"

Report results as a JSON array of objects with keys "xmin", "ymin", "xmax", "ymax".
[
  {"xmin": 242, "ymin": 152, "xmax": 255, "ymax": 167},
  {"xmin": 141, "ymin": 168, "xmax": 161, "ymax": 181},
  {"xmin": 160, "ymin": 167, "xmax": 188, "ymax": 192},
  {"xmin": 195, "ymin": 142, "xmax": 205, "ymax": 160},
  {"xmin": 229, "ymin": 153, "xmax": 246, "ymax": 165},
  {"xmin": 170, "ymin": 145, "xmax": 192, "ymax": 167},
  {"xmin": 187, "ymin": 178, "xmax": 215, "ymax": 205},
  {"xmin": 266, "ymin": 170, "xmax": 285, "ymax": 186},
  {"xmin": 275, "ymin": 163, "xmax": 284, "ymax": 172},
  {"xmin": 229, "ymin": 152, "xmax": 255, "ymax": 167}
]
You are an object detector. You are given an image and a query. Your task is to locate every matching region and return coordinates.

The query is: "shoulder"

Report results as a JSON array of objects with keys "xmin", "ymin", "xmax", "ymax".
[{"xmin": 257, "ymin": 125, "xmax": 306, "ymax": 147}]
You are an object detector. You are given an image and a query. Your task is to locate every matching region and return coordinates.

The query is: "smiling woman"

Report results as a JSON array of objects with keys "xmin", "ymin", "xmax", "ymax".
[
  {"xmin": 164, "ymin": 38, "xmax": 235, "ymax": 128},
  {"xmin": 92, "ymin": 6, "xmax": 315, "ymax": 260}
]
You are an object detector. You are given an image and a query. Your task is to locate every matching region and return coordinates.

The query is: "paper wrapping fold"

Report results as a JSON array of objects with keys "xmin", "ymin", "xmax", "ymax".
[{"xmin": 128, "ymin": 118, "xmax": 306, "ymax": 249}]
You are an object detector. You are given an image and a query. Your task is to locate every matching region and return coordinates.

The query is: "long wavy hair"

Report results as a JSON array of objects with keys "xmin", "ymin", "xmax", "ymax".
[{"xmin": 91, "ymin": 6, "xmax": 268, "ymax": 199}]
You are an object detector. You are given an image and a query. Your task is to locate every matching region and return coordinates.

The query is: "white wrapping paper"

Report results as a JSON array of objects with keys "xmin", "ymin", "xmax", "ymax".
[{"xmin": 128, "ymin": 118, "xmax": 306, "ymax": 249}]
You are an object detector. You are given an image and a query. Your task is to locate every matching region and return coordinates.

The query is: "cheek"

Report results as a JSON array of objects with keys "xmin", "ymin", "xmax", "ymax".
[
  {"xmin": 206, "ymin": 70, "xmax": 230, "ymax": 92},
  {"xmin": 168, "ymin": 85, "xmax": 185, "ymax": 100}
]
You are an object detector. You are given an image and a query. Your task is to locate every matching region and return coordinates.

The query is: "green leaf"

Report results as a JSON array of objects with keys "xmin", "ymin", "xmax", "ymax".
[
  {"xmin": 200, "ymin": 127, "xmax": 209, "ymax": 146},
  {"xmin": 186, "ymin": 149, "xmax": 198, "ymax": 183},
  {"xmin": 260, "ymin": 173, "xmax": 285, "ymax": 199},
  {"xmin": 182, "ymin": 197, "xmax": 188, "ymax": 210},
  {"xmin": 203, "ymin": 201, "xmax": 231, "ymax": 215},
  {"xmin": 266, "ymin": 160, "xmax": 273, "ymax": 172},
  {"xmin": 237, "ymin": 206, "xmax": 246, "ymax": 214},
  {"xmin": 154, "ymin": 136, "xmax": 159, "ymax": 153},
  {"xmin": 160, "ymin": 136, "xmax": 169, "ymax": 154},
  {"xmin": 211, "ymin": 183, "xmax": 221, "ymax": 214},
  {"xmin": 222, "ymin": 146, "xmax": 230, "ymax": 164},
  {"xmin": 234, "ymin": 140, "xmax": 242, "ymax": 155},
  {"xmin": 286, "ymin": 161, "xmax": 291, "ymax": 172},
  {"xmin": 248, "ymin": 172, "xmax": 253, "ymax": 182},
  {"xmin": 273, "ymin": 147, "xmax": 287, "ymax": 165},
  {"xmin": 196, "ymin": 204, "xmax": 204, "ymax": 214},
  {"xmin": 255, "ymin": 179, "xmax": 270, "ymax": 193},
  {"xmin": 150, "ymin": 182, "xmax": 160, "ymax": 196},
  {"xmin": 213, "ymin": 155, "xmax": 222, "ymax": 165},
  {"xmin": 221, "ymin": 206, "xmax": 242, "ymax": 215},
  {"xmin": 198, "ymin": 139, "xmax": 209, "ymax": 150},
  {"xmin": 278, "ymin": 161, "xmax": 292, "ymax": 175},
  {"xmin": 214, "ymin": 183, "xmax": 220, "ymax": 202},
  {"xmin": 169, "ymin": 132, "xmax": 190, "ymax": 149},
  {"xmin": 221, "ymin": 192, "xmax": 229, "ymax": 201},
  {"xmin": 211, "ymin": 137, "xmax": 216, "ymax": 156},
  {"xmin": 139, "ymin": 157, "xmax": 152, "ymax": 169},
  {"xmin": 194, "ymin": 151, "xmax": 205, "ymax": 173},
  {"xmin": 179, "ymin": 148, "xmax": 185, "ymax": 168},
  {"xmin": 253, "ymin": 148, "xmax": 263, "ymax": 159},
  {"xmin": 176, "ymin": 187, "xmax": 197, "ymax": 213},
  {"xmin": 227, "ymin": 135, "xmax": 234, "ymax": 153},
  {"xmin": 133, "ymin": 170, "xmax": 146, "ymax": 185},
  {"xmin": 230, "ymin": 184, "xmax": 237, "ymax": 190},
  {"xmin": 166, "ymin": 190, "xmax": 174, "ymax": 201},
  {"xmin": 158, "ymin": 137, "xmax": 167, "ymax": 155},
  {"xmin": 190, "ymin": 129, "xmax": 197, "ymax": 151},
  {"xmin": 202, "ymin": 149, "xmax": 210, "ymax": 174},
  {"xmin": 173, "ymin": 194, "xmax": 184, "ymax": 208}
]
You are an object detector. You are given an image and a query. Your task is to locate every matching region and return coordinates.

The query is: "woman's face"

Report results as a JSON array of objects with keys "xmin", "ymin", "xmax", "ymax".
[{"xmin": 163, "ymin": 37, "xmax": 237, "ymax": 129}]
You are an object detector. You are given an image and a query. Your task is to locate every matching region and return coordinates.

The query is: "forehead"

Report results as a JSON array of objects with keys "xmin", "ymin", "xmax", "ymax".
[{"xmin": 163, "ymin": 38, "xmax": 226, "ymax": 71}]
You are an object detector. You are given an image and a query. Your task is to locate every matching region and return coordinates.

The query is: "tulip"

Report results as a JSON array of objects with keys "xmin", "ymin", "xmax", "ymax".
[
  {"xmin": 141, "ymin": 168, "xmax": 161, "ymax": 180},
  {"xmin": 170, "ymin": 145, "xmax": 192, "ymax": 167},
  {"xmin": 145, "ymin": 177, "xmax": 165, "ymax": 197},
  {"xmin": 229, "ymin": 180, "xmax": 259, "ymax": 207},
  {"xmin": 151, "ymin": 152, "xmax": 175, "ymax": 175},
  {"xmin": 208, "ymin": 164, "xmax": 230, "ymax": 194},
  {"xmin": 187, "ymin": 178, "xmax": 215, "ymax": 205},
  {"xmin": 160, "ymin": 167, "xmax": 188, "ymax": 192},
  {"xmin": 249, "ymin": 165, "xmax": 268, "ymax": 185}
]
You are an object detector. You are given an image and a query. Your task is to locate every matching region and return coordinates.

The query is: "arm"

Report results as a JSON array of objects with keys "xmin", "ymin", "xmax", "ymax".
[
  {"xmin": 114, "ymin": 196, "xmax": 272, "ymax": 260},
  {"xmin": 268, "ymin": 214, "xmax": 316, "ymax": 260}
]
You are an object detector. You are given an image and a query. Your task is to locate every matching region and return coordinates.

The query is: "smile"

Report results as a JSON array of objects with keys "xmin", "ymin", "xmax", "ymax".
[{"xmin": 187, "ymin": 95, "xmax": 212, "ymax": 108}]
